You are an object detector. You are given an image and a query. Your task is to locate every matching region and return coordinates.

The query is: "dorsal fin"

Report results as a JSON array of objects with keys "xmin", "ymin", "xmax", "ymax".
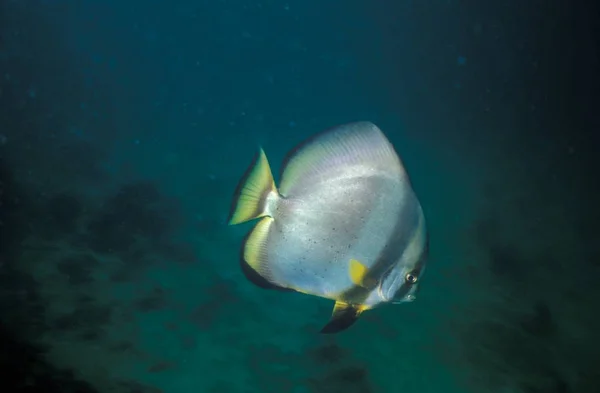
[
  {"xmin": 278, "ymin": 122, "xmax": 406, "ymax": 197},
  {"xmin": 228, "ymin": 148, "xmax": 277, "ymax": 225}
]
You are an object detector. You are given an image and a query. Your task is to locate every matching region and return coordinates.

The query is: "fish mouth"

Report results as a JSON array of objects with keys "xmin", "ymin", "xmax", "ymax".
[{"xmin": 392, "ymin": 285, "xmax": 418, "ymax": 304}]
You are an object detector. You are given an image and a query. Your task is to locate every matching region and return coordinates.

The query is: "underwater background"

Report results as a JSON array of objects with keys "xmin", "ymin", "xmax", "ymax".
[{"xmin": 1, "ymin": 1, "xmax": 599, "ymax": 393}]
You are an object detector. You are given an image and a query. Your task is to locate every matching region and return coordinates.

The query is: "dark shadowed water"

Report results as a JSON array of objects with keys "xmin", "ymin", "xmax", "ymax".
[{"xmin": 1, "ymin": 1, "xmax": 599, "ymax": 392}]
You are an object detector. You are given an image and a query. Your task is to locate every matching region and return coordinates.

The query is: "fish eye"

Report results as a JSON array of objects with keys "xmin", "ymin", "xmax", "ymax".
[{"xmin": 405, "ymin": 273, "xmax": 418, "ymax": 284}]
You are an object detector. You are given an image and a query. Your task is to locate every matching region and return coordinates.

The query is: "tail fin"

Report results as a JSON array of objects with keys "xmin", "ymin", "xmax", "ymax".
[{"xmin": 228, "ymin": 148, "xmax": 277, "ymax": 225}]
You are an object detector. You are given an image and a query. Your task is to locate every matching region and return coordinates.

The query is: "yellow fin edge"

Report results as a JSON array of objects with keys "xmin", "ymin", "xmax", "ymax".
[
  {"xmin": 228, "ymin": 148, "xmax": 277, "ymax": 225},
  {"xmin": 349, "ymin": 259, "xmax": 377, "ymax": 289},
  {"xmin": 320, "ymin": 301, "xmax": 369, "ymax": 334},
  {"xmin": 243, "ymin": 216, "xmax": 273, "ymax": 273}
]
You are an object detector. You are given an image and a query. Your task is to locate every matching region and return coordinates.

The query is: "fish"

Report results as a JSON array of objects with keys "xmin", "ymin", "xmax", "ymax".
[{"xmin": 228, "ymin": 121, "xmax": 428, "ymax": 334}]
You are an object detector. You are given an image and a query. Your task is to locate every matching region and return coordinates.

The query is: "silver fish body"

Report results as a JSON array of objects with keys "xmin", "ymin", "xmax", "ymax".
[{"xmin": 228, "ymin": 121, "xmax": 428, "ymax": 333}]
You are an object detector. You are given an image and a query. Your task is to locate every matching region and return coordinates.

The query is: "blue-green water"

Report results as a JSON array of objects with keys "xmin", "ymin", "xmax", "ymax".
[{"xmin": 1, "ymin": 1, "xmax": 599, "ymax": 393}]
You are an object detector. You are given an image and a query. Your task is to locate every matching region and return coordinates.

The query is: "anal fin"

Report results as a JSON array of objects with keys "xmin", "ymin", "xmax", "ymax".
[
  {"xmin": 320, "ymin": 301, "xmax": 366, "ymax": 334},
  {"xmin": 240, "ymin": 257, "xmax": 292, "ymax": 292},
  {"xmin": 240, "ymin": 216, "xmax": 292, "ymax": 292}
]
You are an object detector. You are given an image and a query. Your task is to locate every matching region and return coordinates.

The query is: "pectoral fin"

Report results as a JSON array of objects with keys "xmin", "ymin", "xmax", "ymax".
[
  {"xmin": 349, "ymin": 259, "xmax": 377, "ymax": 289},
  {"xmin": 320, "ymin": 301, "xmax": 366, "ymax": 334}
]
